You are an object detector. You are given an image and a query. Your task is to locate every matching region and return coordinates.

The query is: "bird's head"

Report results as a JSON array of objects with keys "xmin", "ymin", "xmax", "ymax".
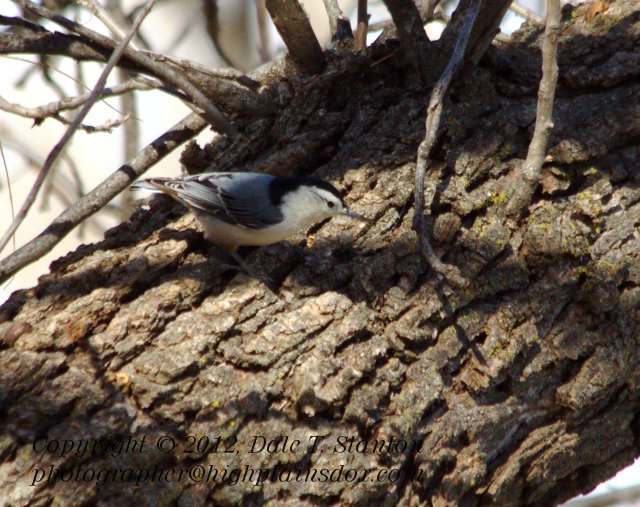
[{"xmin": 274, "ymin": 177, "xmax": 369, "ymax": 227}]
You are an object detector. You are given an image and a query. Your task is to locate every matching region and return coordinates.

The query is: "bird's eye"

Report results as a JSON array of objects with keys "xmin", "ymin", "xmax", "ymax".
[{"xmin": 327, "ymin": 201, "xmax": 335, "ymax": 208}]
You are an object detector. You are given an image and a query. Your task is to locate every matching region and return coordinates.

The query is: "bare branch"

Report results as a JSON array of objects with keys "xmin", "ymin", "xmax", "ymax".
[
  {"xmin": 0, "ymin": 28, "xmax": 269, "ymax": 117},
  {"xmin": 5, "ymin": 55, "xmax": 171, "ymax": 116},
  {"xmin": 507, "ymin": 0, "xmax": 560, "ymax": 215},
  {"xmin": 0, "ymin": 112, "xmax": 207, "ymax": 284},
  {"xmin": 0, "ymin": 94, "xmax": 131, "ymax": 132},
  {"xmin": 412, "ymin": 0, "xmax": 481, "ymax": 285},
  {"xmin": 439, "ymin": 0, "xmax": 511, "ymax": 67},
  {"xmin": 0, "ymin": 13, "xmax": 46, "ymax": 31},
  {"xmin": 0, "ymin": 0, "xmax": 157, "ymax": 255},
  {"xmin": 77, "ymin": 0, "xmax": 143, "ymax": 50},
  {"xmin": 265, "ymin": 0, "xmax": 325, "ymax": 74},
  {"xmin": 0, "ymin": 141, "xmax": 15, "ymax": 253},
  {"xmin": 0, "ymin": 79, "xmax": 157, "ymax": 119},
  {"xmin": 14, "ymin": 0, "xmax": 238, "ymax": 138},
  {"xmin": 354, "ymin": 0, "xmax": 368, "ymax": 51},
  {"xmin": 381, "ymin": 0, "xmax": 430, "ymax": 82},
  {"xmin": 322, "ymin": 0, "xmax": 353, "ymax": 42}
]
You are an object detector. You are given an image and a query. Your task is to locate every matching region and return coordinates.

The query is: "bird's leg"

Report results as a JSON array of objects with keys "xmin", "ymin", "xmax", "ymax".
[{"xmin": 227, "ymin": 248, "xmax": 272, "ymax": 284}]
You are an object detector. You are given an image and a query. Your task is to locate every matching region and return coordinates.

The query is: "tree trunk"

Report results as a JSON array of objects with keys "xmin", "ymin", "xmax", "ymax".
[{"xmin": 1, "ymin": 2, "xmax": 639, "ymax": 506}]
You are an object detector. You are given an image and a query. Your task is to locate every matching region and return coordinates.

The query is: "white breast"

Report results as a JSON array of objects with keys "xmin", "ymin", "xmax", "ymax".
[{"xmin": 196, "ymin": 213, "xmax": 313, "ymax": 250}]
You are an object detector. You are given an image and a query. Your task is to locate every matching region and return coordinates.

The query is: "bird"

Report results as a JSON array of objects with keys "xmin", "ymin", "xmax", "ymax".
[{"xmin": 130, "ymin": 172, "xmax": 369, "ymax": 280}]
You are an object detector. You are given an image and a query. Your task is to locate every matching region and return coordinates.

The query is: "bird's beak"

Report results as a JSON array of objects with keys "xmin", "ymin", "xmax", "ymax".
[{"xmin": 341, "ymin": 208, "xmax": 371, "ymax": 223}]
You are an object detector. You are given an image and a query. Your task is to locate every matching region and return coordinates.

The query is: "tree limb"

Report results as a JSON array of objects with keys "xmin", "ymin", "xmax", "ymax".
[
  {"xmin": 265, "ymin": 0, "xmax": 325, "ymax": 74},
  {"xmin": 381, "ymin": 0, "xmax": 430, "ymax": 82},
  {"xmin": 439, "ymin": 0, "xmax": 511, "ymax": 67}
]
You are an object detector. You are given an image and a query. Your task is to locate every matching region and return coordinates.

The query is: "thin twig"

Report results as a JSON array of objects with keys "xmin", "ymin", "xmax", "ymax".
[
  {"xmin": 0, "ymin": 130, "xmax": 105, "ymax": 235},
  {"xmin": 0, "ymin": 140, "xmax": 15, "ymax": 253},
  {"xmin": 0, "ymin": 0, "xmax": 157, "ymax": 255},
  {"xmin": 507, "ymin": 0, "xmax": 560, "ymax": 215},
  {"xmin": 1, "ymin": 127, "xmax": 83, "ymax": 200},
  {"xmin": 0, "ymin": 79, "xmax": 157, "ymax": 119},
  {"xmin": 0, "ymin": 95, "xmax": 131, "ymax": 132},
  {"xmin": 265, "ymin": 0, "xmax": 325, "ymax": 74},
  {"xmin": 0, "ymin": 13, "xmax": 46, "ymax": 31},
  {"xmin": 322, "ymin": 0, "xmax": 353, "ymax": 42},
  {"xmin": 354, "ymin": 0, "xmax": 368, "ymax": 51},
  {"xmin": 0, "ymin": 113, "xmax": 207, "ymax": 284},
  {"xmin": 74, "ymin": 57, "xmax": 85, "ymax": 98},
  {"xmin": 41, "ymin": 150, "xmax": 85, "ymax": 216},
  {"xmin": 412, "ymin": 0, "xmax": 481, "ymax": 283},
  {"xmin": 5, "ymin": 54, "xmax": 128, "ymax": 117},
  {"xmin": 78, "ymin": 0, "xmax": 143, "ymax": 50},
  {"xmin": 14, "ymin": 0, "xmax": 238, "ymax": 138},
  {"xmin": 40, "ymin": 55, "xmax": 67, "ymax": 100}
]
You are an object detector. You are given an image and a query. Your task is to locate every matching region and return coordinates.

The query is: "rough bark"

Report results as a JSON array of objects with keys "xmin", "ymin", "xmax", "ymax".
[{"xmin": 1, "ymin": 2, "xmax": 640, "ymax": 506}]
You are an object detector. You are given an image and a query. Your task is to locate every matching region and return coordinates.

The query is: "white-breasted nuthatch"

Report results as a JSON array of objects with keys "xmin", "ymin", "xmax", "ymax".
[{"xmin": 131, "ymin": 172, "xmax": 369, "ymax": 278}]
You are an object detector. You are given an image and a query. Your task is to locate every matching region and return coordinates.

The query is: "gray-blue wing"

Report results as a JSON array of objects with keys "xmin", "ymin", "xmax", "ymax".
[{"xmin": 134, "ymin": 172, "xmax": 284, "ymax": 229}]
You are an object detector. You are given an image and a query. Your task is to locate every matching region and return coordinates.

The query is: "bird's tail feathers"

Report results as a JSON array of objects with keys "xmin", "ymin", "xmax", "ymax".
[{"xmin": 130, "ymin": 178, "xmax": 176, "ymax": 196}]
